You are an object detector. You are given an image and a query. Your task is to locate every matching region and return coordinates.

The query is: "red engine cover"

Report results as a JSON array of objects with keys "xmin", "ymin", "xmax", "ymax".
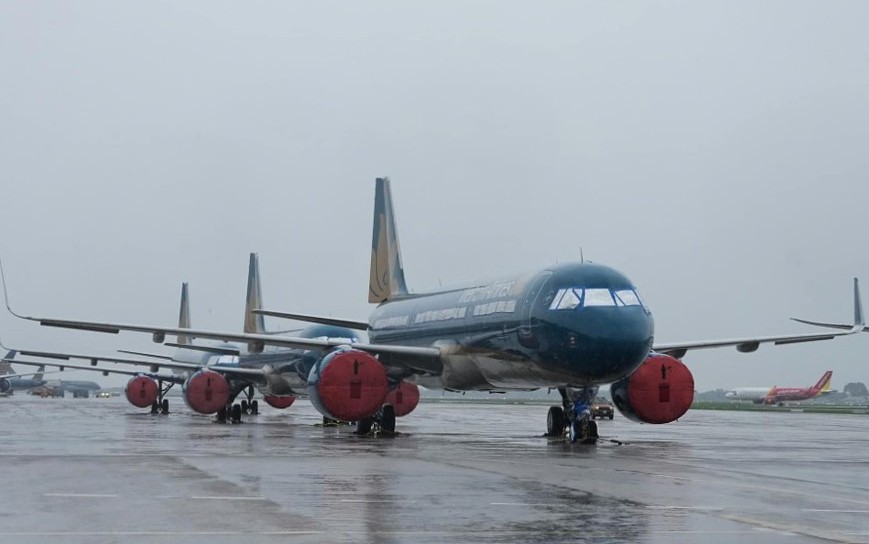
[
  {"xmin": 614, "ymin": 353, "xmax": 694, "ymax": 424},
  {"xmin": 385, "ymin": 380, "xmax": 421, "ymax": 417},
  {"xmin": 125, "ymin": 376, "xmax": 159, "ymax": 408},
  {"xmin": 263, "ymin": 395, "xmax": 296, "ymax": 409},
  {"xmin": 183, "ymin": 370, "xmax": 230, "ymax": 414},
  {"xmin": 309, "ymin": 349, "xmax": 388, "ymax": 422}
]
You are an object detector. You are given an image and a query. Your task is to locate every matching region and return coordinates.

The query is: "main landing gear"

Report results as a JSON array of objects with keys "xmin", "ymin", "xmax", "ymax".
[
  {"xmin": 546, "ymin": 387, "xmax": 599, "ymax": 445},
  {"xmin": 150, "ymin": 380, "xmax": 174, "ymax": 415},
  {"xmin": 355, "ymin": 405, "xmax": 397, "ymax": 436},
  {"xmin": 215, "ymin": 386, "xmax": 259, "ymax": 424}
]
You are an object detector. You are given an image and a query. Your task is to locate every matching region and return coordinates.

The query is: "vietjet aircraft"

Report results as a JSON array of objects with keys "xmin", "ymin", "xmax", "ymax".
[
  {"xmin": 725, "ymin": 370, "xmax": 834, "ymax": 404},
  {"xmin": 2, "ymin": 178, "xmax": 865, "ymax": 443}
]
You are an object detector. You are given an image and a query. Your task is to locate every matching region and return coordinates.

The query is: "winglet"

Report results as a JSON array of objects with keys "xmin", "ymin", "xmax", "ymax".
[
  {"xmin": 0, "ymin": 259, "xmax": 22, "ymax": 319},
  {"xmin": 854, "ymin": 278, "xmax": 864, "ymax": 328},
  {"xmin": 177, "ymin": 282, "xmax": 191, "ymax": 346},
  {"xmin": 244, "ymin": 253, "xmax": 267, "ymax": 334},
  {"xmin": 369, "ymin": 177, "xmax": 409, "ymax": 303}
]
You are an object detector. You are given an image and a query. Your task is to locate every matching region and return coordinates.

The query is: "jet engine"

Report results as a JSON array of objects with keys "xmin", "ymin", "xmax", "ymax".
[
  {"xmin": 263, "ymin": 395, "xmax": 296, "ymax": 409},
  {"xmin": 0, "ymin": 378, "xmax": 11, "ymax": 394},
  {"xmin": 611, "ymin": 353, "xmax": 694, "ymax": 424},
  {"xmin": 183, "ymin": 370, "xmax": 230, "ymax": 414},
  {"xmin": 125, "ymin": 375, "xmax": 159, "ymax": 408},
  {"xmin": 307, "ymin": 348, "xmax": 388, "ymax": 422},
  {"xmin": 385, "ymin": 380, "xmax": 420, "ymax": 417}
]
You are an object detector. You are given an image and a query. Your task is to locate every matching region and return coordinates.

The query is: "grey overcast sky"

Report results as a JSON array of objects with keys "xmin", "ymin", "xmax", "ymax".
[{"xmin": 1, "ymin": 1, "xmax": 868, "ymax": 390}]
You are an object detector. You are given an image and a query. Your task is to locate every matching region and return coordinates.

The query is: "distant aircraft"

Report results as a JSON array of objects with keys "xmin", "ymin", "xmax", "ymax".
[
  {"xmin": 2, "ymin": 178, "xmax": 864, "ymax": 443},
  {"xmin": 0, "ymin": 352, "xmax": 47, "ymax": 395},
  {"xmin": 725, "ymin": 370, "xmax": 834, "ymax": 404}
]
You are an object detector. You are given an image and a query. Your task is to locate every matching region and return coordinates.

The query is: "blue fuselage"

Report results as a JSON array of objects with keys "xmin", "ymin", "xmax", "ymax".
[{"xmin": 367, "ymin": 262, "xmax": 654, "ymax": 390}]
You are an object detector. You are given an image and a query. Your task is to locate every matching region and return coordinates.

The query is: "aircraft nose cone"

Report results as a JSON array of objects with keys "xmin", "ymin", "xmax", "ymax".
[{"xmin": 559, "ymin": 308, "xmax": 654, "ymax": 383}]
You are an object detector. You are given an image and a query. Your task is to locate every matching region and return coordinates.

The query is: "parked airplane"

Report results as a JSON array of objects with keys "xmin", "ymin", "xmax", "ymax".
[
  {"xmin": 725, "ymin": 370, "xmax": 834, "ymax": 404},
  {"xmin": 1, "ymin": 253, "xmax": 366, "ymax": 423},
  {"xmin": 0, "ymin": 351, "xmax": 47, "ymax": 395},
  {"xmin": 2, "ymin": 178, "xmax": 864, "ymax": 443}
]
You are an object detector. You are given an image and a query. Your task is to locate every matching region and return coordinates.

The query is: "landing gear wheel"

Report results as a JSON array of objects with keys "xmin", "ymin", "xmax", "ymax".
[
  {"xmin": 241, "ymin": 399, "xmax": 249, "ymax": 414},
  {"xmin": 571, "ymin": 418, "xmax": 599, "ymax": 445},
  {"xmin": 161, "ymin": 399, "xmax": 169, "ymax": 414},
  {"xmin": 546, "ymin": 406, "xmax": 566, "ymax": 437},
  {"xmin": 231, "ymin": 403, "xmax": 242, "ymax": 423},
  {"xmin": 250, "ymin": 400, "xmax": 259, "ymax": 415},
  {"xmin": 356, "ymin": 418, "xmax": 373, "ymax": 435},
  {"xmin": 150, "ymin": 401, "xmax": 159, "ymax": 414},
  {"xmin": 380, "ymin": 405, "xmax": 396, "ymax": 435},
  {"xmin": 216, "ymin": 406, "xmax": 228, "ymax": 423}
]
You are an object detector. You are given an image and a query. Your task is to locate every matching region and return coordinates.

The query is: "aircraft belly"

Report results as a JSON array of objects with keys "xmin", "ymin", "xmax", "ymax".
[
  {"xmin": 471, "ymin": 354, "xmax": 589, "ymax": 388},
  {"xmin": 437, "ymin": 350, "xmax": 589, "ymax": 390}
]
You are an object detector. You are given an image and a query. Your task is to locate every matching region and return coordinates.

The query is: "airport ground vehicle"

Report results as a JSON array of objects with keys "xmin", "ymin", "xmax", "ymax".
[{"xmin": 591, "ymin": 397, "xmax": 614, "ymax": 419}]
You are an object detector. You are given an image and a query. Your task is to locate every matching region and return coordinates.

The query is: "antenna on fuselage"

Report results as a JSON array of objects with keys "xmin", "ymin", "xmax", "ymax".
[{"xmin": 580, "ymin": 247, "xmax": 584, "ymax": 264}]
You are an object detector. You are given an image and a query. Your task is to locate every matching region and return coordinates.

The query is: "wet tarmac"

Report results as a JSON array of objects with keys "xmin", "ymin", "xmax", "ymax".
[{"xmin": 1, "ymin": 396, "xmax": 868, "ymax": 544}]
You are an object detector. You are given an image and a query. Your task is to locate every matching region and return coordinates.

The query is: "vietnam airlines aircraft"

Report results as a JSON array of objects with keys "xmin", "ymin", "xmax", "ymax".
[
  {"xmin": 0, "ymin": 351, "xmax": 47, "ymax": 395},
  {"xmin": 725, "ymin": 370, "xmax": 834, "ymax": 404},
  {"xmin": 2, "ymin": 178, "xmax": 864, "ymax": 443},
  {"xmin": 1, "ymin": 253, "xmax": 365, "ymax": 423}
]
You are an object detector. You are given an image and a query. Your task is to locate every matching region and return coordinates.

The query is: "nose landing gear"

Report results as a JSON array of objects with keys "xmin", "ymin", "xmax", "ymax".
[{"xmin": 546, "ymin": 387, "xmax": 599, "ymax": 444}]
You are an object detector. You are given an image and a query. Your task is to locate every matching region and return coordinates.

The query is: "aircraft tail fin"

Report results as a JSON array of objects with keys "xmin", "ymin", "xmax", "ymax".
[
  {"xmin": 177, "ymin": 282, "xmax": 191, "ymax": 346},
  {"xmin": 33, "ymin": 364, "xmax": 45, "ymax": 383},
  {"xmin": 0, "ymin": 350, "xmax": 15, "ymax": 375},
  {"xmin": 369, "ymin": 177, "xmax": 409, "ymax": 303},
  {"xmin": 814, "ymin": 370, "xmax": 833, "ymax": 392},
  {"xmin": 244, "ymin": 253, "xmax": 267, "ymax": 334}
]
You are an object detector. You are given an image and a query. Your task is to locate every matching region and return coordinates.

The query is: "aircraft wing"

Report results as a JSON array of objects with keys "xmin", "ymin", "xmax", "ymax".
[
  {"xmin": 789, "ymin": 318, "xmax": 868, "ymax": 332},
  {"xmin": 5, "ymin": 357, "xmax": 184, "ymax": 382},
  {"xmin": 10, "ymin": 313, "xmax": 443, "ymax": 375},
  {"xmin": 656, "ymin": 278, "xmax": 864, "ymax": 358},
  {"xmin": 0, "ymin": 371, "xmax": 50, "ymax": 379},
  {"xmin": 0, "ymin": 346, "xmax": 270, "ymax": 380}
]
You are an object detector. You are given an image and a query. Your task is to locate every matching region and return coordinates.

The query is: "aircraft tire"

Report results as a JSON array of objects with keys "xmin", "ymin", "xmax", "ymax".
[
  {"xmin": 381, "ymin": 405, "xmax": 396, "ymax": 434},
  {"xmin": 151, "ymin": 401, "xmax": 159, "ymax": 414},
  {"xmin": 241, "ymin": 399, "xmax": 249, "ymax": 414},
  {"xmin": 216, "ymin": 406, "xmax": 228, "ymax": 423},
  {"xmin": 356, "ymin": 418, "xmax": 373, "ymax": 435},
  {"xmin": 547, "ymin": 406, "xmax": 566, "ymax": 437},
  {"xmin": 161, "ymin": 399, "xmax": 169, "ymax": 414},
  {"xmin": 231, "ymin": 403, "xmax": 242, "ymax": 423},
  {"xmin": 251, "ymin": 400, "xmax": 259, "ymax": 415}
]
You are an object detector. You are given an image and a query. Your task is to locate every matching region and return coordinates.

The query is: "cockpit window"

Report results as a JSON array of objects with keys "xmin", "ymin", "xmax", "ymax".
[
  {"xmin": 550, "ymin": 288, "xmax": 582, "ymax": 310},
  {"xmin": 549, "ymin": 287, "xmax": 645, "ymax": 310},
  {"xmin": 583, "ymin": 288, "xmax": 615, "ymax": 306},
  {"xmin": 613, "ymin": 289, "xmax": 642, "ymax": 306}
]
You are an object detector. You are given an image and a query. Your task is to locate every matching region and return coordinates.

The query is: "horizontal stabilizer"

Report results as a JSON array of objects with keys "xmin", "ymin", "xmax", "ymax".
[
  {"xmin": 252, "ymin": 309, "xmax": 369, "ymax": 331},
  {"xmin": 117, "ymin": 350, "xmax": 175, "ymax": 361},
  {"xmin": 164, "ymin": 343, "xmax": 240, "ymax": 356}
]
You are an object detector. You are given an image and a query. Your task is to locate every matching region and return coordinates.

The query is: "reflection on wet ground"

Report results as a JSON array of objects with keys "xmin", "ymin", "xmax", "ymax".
[{"xmin": 1, "ymin": 396, "xmax": 868, "ymax": 543}]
